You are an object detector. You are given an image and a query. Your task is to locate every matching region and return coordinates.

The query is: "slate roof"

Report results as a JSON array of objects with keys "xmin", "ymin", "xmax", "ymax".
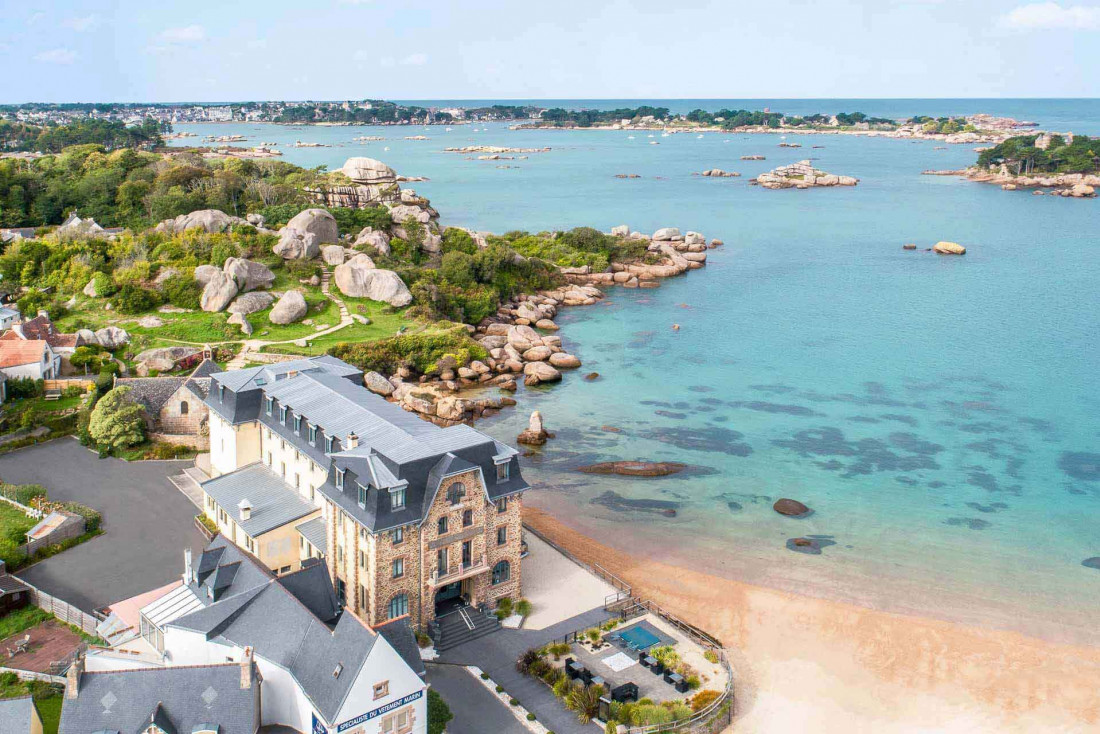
[
  {"xmin": 374, "ymin": 617, "xmax": 425, "ymax": 677},
  {"xmin": 0, "ymin": 340, "xmax": 50, "ymax": 369},
  {"xmin": 168, "ymin": 537, "xmax": 381, "ymax": 724},
  {"xmin": 276, "ymin": 558, "xmax": 339, "ymax": 624},
  {"xmin": 295, "ymin": 517, "xmax": 326, "ymax": 553},
  {"xmin": 59, "ymin": 663, "xmax": 259, "ymax": 734},
  {"xmin": 0, "ymin": 695, "xmax": 36, "ymax": 734},
  {"xmin": 9, "ymin": 313, "xmax": 78, "ymax": 349},
  {"xmin": 200, "ymin": 464, "xmax": 317, "ymax": 537},
  {"xmin": 116, "ymin": 377, "xmax": 188, "ymax": 415},
  {"xmin": 0, "ymin": 573, "xmax": 29, "ymax": 596}
]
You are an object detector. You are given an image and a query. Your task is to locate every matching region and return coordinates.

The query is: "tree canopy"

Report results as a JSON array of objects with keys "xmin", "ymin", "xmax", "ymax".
[{"xmin": 88, "ymin": 385, "xmax": 145, "ymax": 450}]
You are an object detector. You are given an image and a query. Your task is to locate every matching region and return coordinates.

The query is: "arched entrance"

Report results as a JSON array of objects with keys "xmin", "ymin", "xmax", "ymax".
[{"xmin": 434, "ymin": 580, "xmax": 467, "ymax": 616}]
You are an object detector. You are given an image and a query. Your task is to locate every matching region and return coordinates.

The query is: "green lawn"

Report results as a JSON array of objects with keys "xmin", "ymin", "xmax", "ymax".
[
  {"xmin": 0, "ymin": 607, "xmax": 50, "ymax": 640},
  {"xmin": 36, "ymin": 694, "xmax": 62, "ymax": 734},
  {"xmin": 0, "ymin": 503, "xmax": 39, "ymax": 569},
  {"xmin": 264, "ymin": 299, "xmax": 415, "ymax": 356}
]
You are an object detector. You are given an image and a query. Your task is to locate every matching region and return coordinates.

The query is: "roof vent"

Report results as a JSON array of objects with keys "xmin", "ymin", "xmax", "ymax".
[
  {"xmin": 238, "ymin": 499, "xmax": 252, "ymax": 522},
  {"xmin": 333, "ymin": 663, "xmax": 343, "ymax": 679}
]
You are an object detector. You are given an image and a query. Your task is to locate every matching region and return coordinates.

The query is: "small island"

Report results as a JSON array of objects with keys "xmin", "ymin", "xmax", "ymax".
[
  {"xmin": 923, "ymin": 132, "xmax": 1098, "ymax": 198},
  {"xmin": 752, "ymin": 161, "xmax": 858, "ymax": 189}
]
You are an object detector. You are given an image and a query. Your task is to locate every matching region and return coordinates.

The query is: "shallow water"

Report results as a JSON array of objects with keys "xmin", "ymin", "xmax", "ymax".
[{"xmin": 173, "ymin": 101, "xmax": 1100, "ymax": 642}]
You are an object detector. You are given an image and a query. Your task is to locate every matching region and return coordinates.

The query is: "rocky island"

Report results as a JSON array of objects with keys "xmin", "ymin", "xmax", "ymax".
[{"xmin": 752, "ymin": 161, "xmax": 858, "ymax": 189}]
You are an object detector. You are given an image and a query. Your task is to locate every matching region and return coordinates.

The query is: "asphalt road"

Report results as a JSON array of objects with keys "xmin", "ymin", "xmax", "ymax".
[
  {"xmin": 0, "ymin": 438, "xmax": 206, "ymax": 612},
  {"xmin": 425, "ymin": 663, "xmax": 528, "ymax": 734}
]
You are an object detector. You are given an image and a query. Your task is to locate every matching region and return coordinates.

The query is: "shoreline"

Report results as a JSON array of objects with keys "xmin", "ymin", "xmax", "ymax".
[{"xmin": 524, "ymin": 506, "xmax": 1100, "ymax": 732}]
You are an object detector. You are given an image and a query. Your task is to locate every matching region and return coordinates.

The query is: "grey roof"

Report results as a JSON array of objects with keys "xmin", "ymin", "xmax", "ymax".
[
  {"xmin": 168, "ymin": 538, "xmax": 380, "ymax": 724},
  {"xmin": 116, "ymin": 377, "xmax": 188, "ymax": 415},
  {"xmin": 295, "ymin": 517, "xmax": 326, "ymax": 553},
  {"xmin": 0, "ymin": 573, "xmax": 29, "ymax": 596},
  {"xmin": 0, "ymin": 696, "xmax": 35, "ymax": 734},
  {"xmin": 59, "ymin": 663, "xmax": 259, "ymax": 734},
  {"xmin": 201, "ymin": 464, "xmax": 317, "ymax": 537},
  {"xmin": 276, "ymin": 558, "xmax": 339, "ymax": 624},
  {"xmin": 375, "ymin": 618, "xmax": 425, "ymax": 677},
  {"xmin": 209, "ymin": 356, "xmax": 359, "ymax": 394}
]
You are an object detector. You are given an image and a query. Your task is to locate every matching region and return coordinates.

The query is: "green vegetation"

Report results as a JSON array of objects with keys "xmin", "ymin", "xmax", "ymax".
[
  {"xmin": 909, "ymin": 115, "xmax": 977, "ymax": 134},
  {"xmin": 0, "ymin": 118, "xmax": 165, "ymax": 154},
  {"xmin": 977, "ymin": 133, "xmax": 1099, "ymax": 175},
  {"xmin": 36, "ymin": 693, "xmax": 63, "ymax": 734},
  {"xmin": 0, "ymin": 500, "xmax": 42, "ymax": 567},
  {"xmin": 426, "ymin": 689, "xmax": 453, "ymax": 734},
  {"xmin": 539, "ymin": 106, "xmax": 671, "ymax": 127},
  {"xmin": 274, "ymin": 100, "xmax": 437, "ymax": 124},
  {"xmin": 88, "ymin": 386, "xmax": 145, "ymax": 451},
  {"xmin": 0, "ymin": 605, "xmax": 51, "ymax": 640},
  {"xmin": 0, "ymin": 674, "xmax": 63, "ymax": 734},
  {"xmin": 329, "ymin": 326, "xmax": 487, "ymax": 377}
]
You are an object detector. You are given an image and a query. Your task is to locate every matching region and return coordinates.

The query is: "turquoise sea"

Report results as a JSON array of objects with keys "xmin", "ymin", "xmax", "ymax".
[{"xmin": 171, "ymin": 100, "xmax": 1100, "ymax": 644}]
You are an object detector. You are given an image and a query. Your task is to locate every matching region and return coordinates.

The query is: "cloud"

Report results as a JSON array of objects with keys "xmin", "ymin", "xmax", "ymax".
[
  {"xmin": 64, "ymin": 15, "xmax": 99, "ymax": 32},
  {"xmin": 1001, "ymin": 2, "xmax": 1100, "ymax": 29},
  {"xmin": 35, "ymin": 48, "xmax": 77, "ymax": 64},
  {"xmin": 159, "ymin": 24, "xmax": 207, "ymax": 43},
  {"xmin": 400, "ymin": 52, "xmax": 428, "ymax": 66}
]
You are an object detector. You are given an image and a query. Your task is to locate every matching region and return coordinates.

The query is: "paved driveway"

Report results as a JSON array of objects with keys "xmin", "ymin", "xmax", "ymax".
[
  {"xmin": 425, "ymin": 663, "xmax": 528, "ymax": 734},
  {"xmin": 0, "ymin": 438, "xmax": 205, "ymax": 613}
]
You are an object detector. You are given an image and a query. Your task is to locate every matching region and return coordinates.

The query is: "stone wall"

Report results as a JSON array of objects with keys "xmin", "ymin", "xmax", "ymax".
[
  {"xmin": 147, "ymin": 432, "xmax": 208, "ymax": 450},
  {"xmin": 156, "ymin": 384, "xmax": 209, "ymax": 436}
]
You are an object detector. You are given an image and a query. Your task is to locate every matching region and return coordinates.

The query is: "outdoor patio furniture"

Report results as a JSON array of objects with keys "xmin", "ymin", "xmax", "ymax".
[
  {"xmin": 675, "ymin": 676, "xmax": 690, "ymax": 694},
  {"xmin": 638, "ymin": 651, "xmax": 649, "ymax": 664},
  {"xmin": 641, "ymin": 655, "xmax": 656, "ymax": 668},
  {"xmin": 566, "ymin": 660, "xmax": 583, "ymax": 680},
  {"xmin": 591, "ymin": 676, "xmax": 606, "ymax": 689},
  {"xmin": 579, "ymin": 668, "xmax": 594, "ymax": 685},
  {"xmin": 665, "ymin": 671, "xmax": 683, "ymax": 685},
  {"xmin": 611, "ymin": 682, "xmax": 639, "ymax": 703},
  {"xmin": 650, "ymin": 661, "xmax": 665, "ymax": 675}
]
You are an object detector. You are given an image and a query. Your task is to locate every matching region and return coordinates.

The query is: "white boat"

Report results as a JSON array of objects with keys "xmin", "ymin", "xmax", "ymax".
[
  {"xmin": 384, "ymin": 146, "xmax": 390, "ymax": 151},
  {"xmin": 445, "ymin": 127, "xmax": 452, "ymax": 131},
  {"xmin": 647, "ymin": 134, "xmax": 654, "ymax": 138},
  {"xmin": 627, "ymin": 135, "xmax": 635, "ymax": 140},
  {"xmin": 697, "ymin": 134, "xmax": 704, "ymax": 139},
  {"xmin": 649, "ymin": 140, "xmax": 659, "ymax": 145}
]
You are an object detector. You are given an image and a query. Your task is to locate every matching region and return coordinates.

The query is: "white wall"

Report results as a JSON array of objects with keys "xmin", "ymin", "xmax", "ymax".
[
  {"xmin": 259, "ymin": 424, "xmax": 329, "ymax": 507},
  {"xmin": 332, "ymin": 636, "xmax": 428, "ymax": 734}
]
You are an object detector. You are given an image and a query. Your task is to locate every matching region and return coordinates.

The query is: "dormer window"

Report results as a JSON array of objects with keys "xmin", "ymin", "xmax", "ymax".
[
  {"xmin": 390, "ymin": 487, "xmax": 405, "ymax": 510},
  {"xmin": 218, "ymin": 385, "xmax": 225, "ymax": 402},
  {"xmin": 325, "ymin": 435, "xmax": 336, "ymax": 453},
  {"xmin": 265, "ymin": 397, "xmax": 273, "ymax": 416},
  {"xmin": 308, "ymin": 424, "xmax": 317, "ymax": 446},
  {"xmin": 293, "ymin": 415, "xmax": 301, "ymax": 435},
  {"xmin": 335, "ymin": 468, "xmax": 345, "ymax": 490},
  {"xmin": 446, "ymin": 482, "xmax": 466, "ymax": 505},
  {"xmin": 496, "ymin": 462, "xmax": 510, "ymax": 482},
  {"xmin": 279, "ymin": 405, "xmax": 288, "ymax": 423},
  {"xmin": 357, "ymin": 483, "xmax": 368, "ymax": 508}
]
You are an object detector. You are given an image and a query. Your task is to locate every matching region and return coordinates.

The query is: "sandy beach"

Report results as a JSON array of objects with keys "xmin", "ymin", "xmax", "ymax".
[{"xmin": 525, "ymin": 507, "xmax": 1100, "ymax": 733}]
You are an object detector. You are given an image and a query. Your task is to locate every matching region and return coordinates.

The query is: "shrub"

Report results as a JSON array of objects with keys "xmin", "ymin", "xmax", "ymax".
[
  {"xmin": 480, "ymin": 671, "xmax": 490, "ymax": 680},
  {"xmin": 92, "ymin": 271, "xmax": 117, "ymax": 297},
  {"xmin": 549, "ymin": 642, "xmax": 570, "ymax": 660},
  {"xmin": 540, "ymin": 666, "xmax": 564, "ymax": 687},
  {"xmin": 526, "ymin": 713, "xmax": 536, "ymax": 721},
  {"xmin": 690, "ymin": 689, "xmax": 721, "ymax": 712},
  {"xmin": 441, "ymin": 227, "xmax": 477, "ymax": 255},
  {"xmin": 495, "ymin": 685, "xmax": 504, "ymax": 693},
  {"xmin": 516, "ymin": 599, "xmax": 532, "ymax": 617},
  {"xmin": 516, "ymin": 648, "xmax": 542, "ymax": 676},
  {"xmin": 704, "ymin": 649, "xmax": 720, "ymax": 664},
  {"xmin": 112, "ymin": 283, "xmax": 163, "ymax": 314},
  {"xmin": 327, "ymin": 205, "xmax": 392, "ymax": 234},
  {"xmin": 586, "ymin": 628, "xmax": 600, "ymax": 644},
  {"xmin": 416, "ymin": 631, "xmax": 431, "ymax": 648},
  {"xmin": 651, "ymin": 645, "xmax": 679, "ymax": 668},
  {"xmin": 0, "ymin": 483, "xmax": 47, "ymax": 506},
  {"xmin": 161, "ymin": 273, "xmax": 202, "ymax": 310},
  {"xmin": 329, "ymin": 327, "xmax": 487, "ymax": 377},
  {"xmin": 197, "ymin": 514, "xmax": 219, "ymax": 536},
  {"xmin": 88, "ymin": 385, "xmax": 145, "ymax": 450},
  {"xmin": 566, "ymin": 683, "xmax": 604, "ymax": 724},
  {"xmin": 210, "ymin": 240, "xmax": 240, "ymax": 267},
  {"xmin": 509, "ymin": 698, "xmax": 520, "ymax": 707},
  {"xmin": 528, "ymin": 659, "xmax": 552, "ymax": 679},
  {"xmin": 6, "ymin": 378, "xmax": 43, "ymax": 400},
  {"xmin": 426, "ymin": 689, "xmax": 453, "ymax": 734},
  {"xmin": 686, "ymin": 674, "xmax": 701, "ymax": 690},
  {"xmin": 497, "ymin": 597, "xmax": 513, "ymax": 614},
  {"xmin": 605, "ymin": 720, "xmax": 617, "ymax": 734},
  {"xmin": 71, "ymin": 345, "xmax": 106, "ymax": 372},
  {"xmin": 61, "ymin": 502, "xmax": 101, "ymax": 533},
  {"xmin": 284, "ymin": 258, "xmax": 321, "ymax": 280},
  {"xmin": 553, "ymin": 676, "xmax": 573, "ymax": 699}
]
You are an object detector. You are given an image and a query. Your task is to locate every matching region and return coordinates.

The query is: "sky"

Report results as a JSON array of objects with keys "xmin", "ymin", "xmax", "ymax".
[{"xmin": 1, "ymin": 0, "xmax": 1099, "ymax": 102}]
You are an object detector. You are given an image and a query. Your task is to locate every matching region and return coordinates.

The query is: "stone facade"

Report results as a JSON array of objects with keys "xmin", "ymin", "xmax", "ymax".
[{"xmin": 157, "ymin": 382, "xmax": 209, "ymax": 435}]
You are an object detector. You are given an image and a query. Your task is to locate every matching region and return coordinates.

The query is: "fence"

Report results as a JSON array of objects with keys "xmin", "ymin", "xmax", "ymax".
[
  {"xmin": 20, "ymin": 514, "xmax": 85, "ymax": 558},
  {"xmin": 0, "ymin": 666, "xmax": 65, "ymax": 685},
  {"xmin": 24, "ymin": 580, "xmax": 101, "ymax": 636},
  {"xmin": 43, "ymin": 378, "xmax": 95, "ymax": 393}
]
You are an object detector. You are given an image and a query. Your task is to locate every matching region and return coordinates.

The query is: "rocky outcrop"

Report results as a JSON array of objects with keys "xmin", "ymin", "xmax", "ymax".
[
  {"xmin": 754, "ymin": 161, "xmax": 858, "ymax": 189},
  {"xmin": 517, "ymin": 411, "xmax": 551, "ymax": 446},
  {"xmin": 341, "ymin": 157, "xmax": 397, "ymax": 185},
  {"xmin": 922, "ymin": 167, "xmax": 1100, "ymax": 197},
  {"xmin": 932, "ymin": 241, "xmax": 966, "ymax": 255},
  {"xmin": 224, "ymin": 258, "xmax": 275, "ymax": 291},
  {"xmin": 94, "ymin": 326, "xmax": 130, "ymax": 350},
  {"xmin": 134, "ymin": 346, "xmax": 200, "ymax": 374},
  {"xmin": 285, "ymin": 208, "xmax": 339, "ymax": 244},
  {"xmin": 274, "ymin": 228, "xmax": 321, "ymax": 260},
  {"xmin": 577, "ymin": 461, "xmax": 686, "ymax": 477},
  {"xmin": 269, "ymin": 290, "xmax": 307, "ymax": 324},
  {"xmin": 523, "ymin": 361, "xmax": 561, "ymax": 385},
  {"xmin": 75, "ymin": 328, "xmax": 98, "ymax": 346},
  {"xmin": 193, "ymin": 264, "xmax": 220, "ymax": 287},
  {"xmin": 155, "ymin": 209, "xmax": 245, "ymax": 234},
  {"xmin": 698, "ymin": 169, "xmax": 740, "ymax": 177},
  {"xmin": 333, "ymin": 258, "xmax": 412, "ymax": 306},
  {"xmin": 353, "ymin": 227, "xmax": 392, "ymax": 256},
  {"xmin": 227, "ymin": 312, "xmax": 253, "ymax": 336},
  {"xmin": 322, "ymin": 245, "xmax": 349, "ymax": 266},
  {"xmin": 200, "ymin": 271, "xmax": 239, "ymax": 312},
  {"xmin": 773, "ymin": 498, "xmax": 811, "ymax": 517},
  {"xmin": 364, "ymin": 371, "xmax": 395, "ymax": 396},
  {"xmin": 83, "ymin": 278, "xmax": 99, "ymax": 297},
  {"xmin": 227, "ymin": 291, "xmax": 275, "ymax": 315}
]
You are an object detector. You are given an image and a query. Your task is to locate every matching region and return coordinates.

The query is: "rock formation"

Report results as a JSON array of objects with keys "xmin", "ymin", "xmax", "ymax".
[
  {"xmin": 773, "ymin": 498, "xmax": 811, "ymax": 517},
  {"xmin": 333, "ymin": 257, "xmax": 412, "ymax": 306},
  {"xmin": 517, "ymin": 411, "xmax": 551, "ymax": 446},
  {"xmin": 754, "ymin": 161, "xmax": 858, "ymax": 189},
  {"xmin": 200, "ymin": 271, "xmax": 238, "ymax": 312},
  {"xmin": 224, "ymin": 257, "xmax": 275, "ymax": 291},
  {"xmin": 932, "ymin": 241, "xmax": 966, "ymax": 255},
  {"xmin": 227, "ymin": 292, "xmax": 275, "ymax": 315},
  {"xmin": 577, "ymin": 462, "xmax": 686, "ymax": 477},
  {"xmin": 270, "ymin": 290, "xmax": 308, "ymax": 324},
  {"xmin": 94, "ymin": 326, "xmax": 130, "ymax": 350},
  {"xmin": 698, "ymin": 169, "xmax": 741, "ymax": 177},
  {"xmin": 155, "ymin": 209, "xmax": 245, "ymax": 234}
]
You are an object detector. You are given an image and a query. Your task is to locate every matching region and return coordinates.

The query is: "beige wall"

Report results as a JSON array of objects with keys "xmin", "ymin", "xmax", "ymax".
[
  {"xmin": 259, "ymin": 425, "xmax": 329, "ymax": 507},
  {"xmin": 209, "ymin": 414, "xmax": 261, "ymax": 478},
  {"xmin": 158, "ymin": 384, "xmax": 209, "ymax": 435},
  {"xmin": 203, "ymin": 488, "xmax": 320, "ymax": 574}
]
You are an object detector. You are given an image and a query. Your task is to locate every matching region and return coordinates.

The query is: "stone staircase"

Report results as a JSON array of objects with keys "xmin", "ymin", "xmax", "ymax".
[{"xmin": 432, "ymin": 605, "xmax": 502, "ymax": 652}]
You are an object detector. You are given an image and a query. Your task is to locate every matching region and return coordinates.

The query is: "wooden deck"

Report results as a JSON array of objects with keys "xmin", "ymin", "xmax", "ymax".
[{"xmin": 0, "ymin": 621, "xmax": 83, "ymax": 673}]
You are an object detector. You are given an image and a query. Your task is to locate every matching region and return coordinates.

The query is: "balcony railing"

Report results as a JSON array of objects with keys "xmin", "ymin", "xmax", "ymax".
[{"xmin": 429, "ymin": 553, "xmax": 487, "ymax": 586}]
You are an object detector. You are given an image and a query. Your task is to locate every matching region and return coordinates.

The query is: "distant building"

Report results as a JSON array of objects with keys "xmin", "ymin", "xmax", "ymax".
[
  {"xmin": 2, "ymin": 311, "xmax": 81, "ymax": 355},
  {"xmin": 0, "ymin": 307, "xmax": 19, "ymax": 331},
  {"xmin": 0, "ymin": 339, "xmax": 60, "ymax": 380},
  {"xmin": 115, "ymin": 359, "xmax": 218, "ymax": 443}
]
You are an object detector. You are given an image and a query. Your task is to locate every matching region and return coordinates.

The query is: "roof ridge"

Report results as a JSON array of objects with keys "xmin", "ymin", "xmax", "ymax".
[
  {"xmin": 300, "ymin": 372, "xmax": 418, "ymax": 442},
  {"xmin": 80, "ymin": 661, "xmax": 247, "ymax": 676}
]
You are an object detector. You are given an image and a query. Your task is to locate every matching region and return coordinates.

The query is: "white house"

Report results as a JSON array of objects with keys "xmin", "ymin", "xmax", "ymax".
[
  {"xmin": 0, "ymin": 307, "xmax": 19, "ymax": 331},
  {"xmin": 87, "ymin": 538, "xmax": 428, "ymax": 734},
  {"xmin": 0, "ymin": 339, "xmax": 59, "ymax": 380}
]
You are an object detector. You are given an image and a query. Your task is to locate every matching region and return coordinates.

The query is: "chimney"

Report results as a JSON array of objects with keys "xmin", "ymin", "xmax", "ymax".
[
  {"xmin": 238, "ymin": 499, "xmax": 252, "ymax": 522},
  {"xmin": 240, "ymin": 646, "xmax": 254, "ymax": 689},
  {"xmin": 346, "ymin": 432, "xmax": 359, "ymax": 449},
  {"xmin": 65, "ymin": 657, "xmax": 83, "ymax": 699},
  {"xmin": 184, "ymin": 548, "xmax": 193, "ymax": 583}
]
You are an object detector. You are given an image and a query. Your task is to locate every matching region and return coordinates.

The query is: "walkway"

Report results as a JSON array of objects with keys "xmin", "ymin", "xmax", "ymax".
[
  {"xmin": 224, "ymin": 265, "xmax": 353, "ymax": 370},
  {"xmin": 425, "ymin": 663, "xmax": 528, "ymax": 734}
]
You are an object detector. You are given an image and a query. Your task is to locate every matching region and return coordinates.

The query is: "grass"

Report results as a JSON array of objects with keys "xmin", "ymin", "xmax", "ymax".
[
  {"xmin": 0, "ymin": 607, "xmax": 51, "ymax": 640},
  {"xmin": 263, "ymin": 299, "xmax": 415, "ymax": 356},
  {"xmin": 0, "ymin": 672, "xmax": 63, "ymax": 734},
  {"xmin": 36, "ymin": 694, "xmax": 62, "ymax": 734},
  {"xmin": 0, "ymin": 503, "xmax": 40, "ymax": 568},
  {"xmin": 112, "ymin": 441, "xmax": 198, "ymax": 462}
]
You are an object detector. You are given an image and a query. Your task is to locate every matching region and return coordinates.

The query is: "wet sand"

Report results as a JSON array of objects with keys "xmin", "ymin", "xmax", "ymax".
[{"xmin": 525, "ymin": 507, "xmax": 1100, "ymax": 733}]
